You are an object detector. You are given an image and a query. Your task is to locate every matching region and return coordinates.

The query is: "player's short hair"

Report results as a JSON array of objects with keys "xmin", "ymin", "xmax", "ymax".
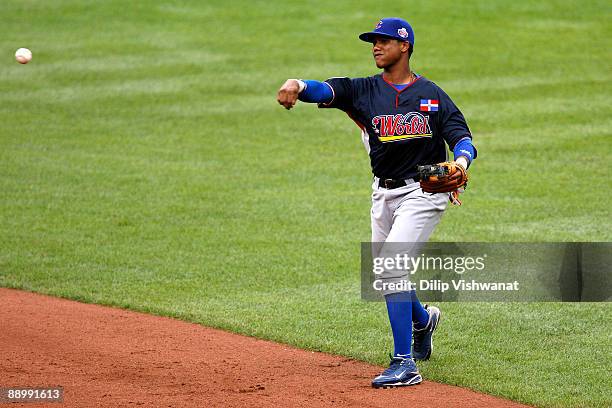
[{"xmin": 408, "ymin": 43, "xmax": 413, "ymax": 59}]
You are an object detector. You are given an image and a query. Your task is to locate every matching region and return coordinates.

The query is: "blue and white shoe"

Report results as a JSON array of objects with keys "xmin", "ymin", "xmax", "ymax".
[
  {"xmin": 371, "ymin": 354, "xmax": 422, "ymax": 388},
  {"xmin": 413, "ymin": 304, "xmax": 441, "ymax": 361}
]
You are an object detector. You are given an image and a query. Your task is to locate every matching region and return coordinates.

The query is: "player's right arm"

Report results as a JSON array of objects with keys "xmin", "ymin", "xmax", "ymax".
[{"xmin": 277, "ymin": 79, "xmax": 334, "ymax": 110}]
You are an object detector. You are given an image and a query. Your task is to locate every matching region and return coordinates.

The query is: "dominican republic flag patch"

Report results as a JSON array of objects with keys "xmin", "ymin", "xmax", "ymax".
[{"xmin": 420, "ymin": 99, "xmax": 439, "ymax": 112}]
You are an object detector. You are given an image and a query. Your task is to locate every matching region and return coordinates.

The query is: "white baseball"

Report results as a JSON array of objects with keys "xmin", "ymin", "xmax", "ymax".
[{"xmin": 15, "ymin": 48, "xmax": 32, "ymax": 64}]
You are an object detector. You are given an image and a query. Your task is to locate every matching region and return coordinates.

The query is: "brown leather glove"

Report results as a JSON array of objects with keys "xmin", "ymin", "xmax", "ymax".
[{"xmin": 419, "ymin": 161, "xmax": 468, "ymax": 193}]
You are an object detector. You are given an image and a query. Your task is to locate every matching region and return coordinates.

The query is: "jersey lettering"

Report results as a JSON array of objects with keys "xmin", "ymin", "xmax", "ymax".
[{"xmin": 372, "ymin": 112, "xmax": 432, "ymax": 143}]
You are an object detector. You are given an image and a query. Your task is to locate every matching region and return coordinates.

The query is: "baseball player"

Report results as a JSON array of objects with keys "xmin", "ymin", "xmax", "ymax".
[{"xmin": 277, "ymin": 17, "xmax": 476, "ymax": 388}]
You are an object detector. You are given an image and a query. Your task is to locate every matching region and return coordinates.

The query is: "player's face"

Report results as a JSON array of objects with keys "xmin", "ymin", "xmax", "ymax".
[{"xmin": 372, "ymin": 37, "xmax": 404, "ymax": 68}]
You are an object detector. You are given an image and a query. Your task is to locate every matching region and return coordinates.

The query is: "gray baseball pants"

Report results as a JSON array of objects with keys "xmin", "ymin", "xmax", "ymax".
[{"xmin": 371, "ymin": 177, "xmax": 448, "ymax": 296}]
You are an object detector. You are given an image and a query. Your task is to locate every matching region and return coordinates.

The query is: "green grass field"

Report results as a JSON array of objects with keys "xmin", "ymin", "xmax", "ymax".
[{"xmin": 1, "ymin": 1, "xmax": 611, "ymax": 407}]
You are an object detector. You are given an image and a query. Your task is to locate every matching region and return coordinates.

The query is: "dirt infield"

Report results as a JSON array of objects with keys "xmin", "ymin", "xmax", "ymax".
[{"xmin": 0, "ymin": 288, "xmax": 530, "ymax": 407}]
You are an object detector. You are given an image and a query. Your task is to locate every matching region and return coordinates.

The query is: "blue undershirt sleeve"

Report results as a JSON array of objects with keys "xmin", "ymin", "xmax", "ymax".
[
  {"xmin": 298, "ymin": 80, "xmax": 333, "ymax": 104},
  {"xmin": 453, "ymin": 137, "xmax": 477, "ymax": 167}
]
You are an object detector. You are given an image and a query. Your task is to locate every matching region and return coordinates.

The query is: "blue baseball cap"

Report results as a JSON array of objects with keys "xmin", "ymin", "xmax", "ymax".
[{"xmin": 359, "ymin": 18, "xmax": 415, "ymax": 45}]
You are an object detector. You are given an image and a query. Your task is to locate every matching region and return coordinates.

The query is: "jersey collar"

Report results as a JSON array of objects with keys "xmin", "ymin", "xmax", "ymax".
[
  {"xmin": 379, "ymin": 73, "xmax": 422, "ymax": 107},
  {"xmin": 380, "ymin": 73, "xmax": 422, "ymax": 93}
]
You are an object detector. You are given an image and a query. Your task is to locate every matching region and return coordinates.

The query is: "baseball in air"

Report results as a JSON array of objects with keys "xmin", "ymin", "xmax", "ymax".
[{"xmin": 15, "ymin": 48, "xmax": 32, "ymax": 64}]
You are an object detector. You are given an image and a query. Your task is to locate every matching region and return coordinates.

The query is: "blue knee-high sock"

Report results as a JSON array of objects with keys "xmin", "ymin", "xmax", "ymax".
[
  {"xmin": 410, "ymin": 291, "xmax": 430, "ymax": 330},
  {"xmin": 384, "ymin": 291, "xmax": 413, "ymax": 357}
]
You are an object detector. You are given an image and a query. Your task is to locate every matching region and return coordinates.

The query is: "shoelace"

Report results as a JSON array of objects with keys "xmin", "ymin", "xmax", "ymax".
[
  {"xmin": 413, "ymin": 330, "xmax": 427, "ymax": 354},
  {"xmin": 399, "ymin": 357, "xmax": 415, "ymax": 368},
  {"xmin": 381, "ymin": 354, "xmax": 407, "ymax": 375},
  {"xmin": 413, "ymin": 330, "xmax": 426, "ymax": 342},
  {"xmin": 383, "ymin": 353, "xmax": 410, "ymax": 375}
]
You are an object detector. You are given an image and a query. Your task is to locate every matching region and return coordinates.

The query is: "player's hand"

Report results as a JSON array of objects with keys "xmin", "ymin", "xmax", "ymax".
[{"xmin": 277, "ymin": 79, "xmax": 301, "ymax": 110}]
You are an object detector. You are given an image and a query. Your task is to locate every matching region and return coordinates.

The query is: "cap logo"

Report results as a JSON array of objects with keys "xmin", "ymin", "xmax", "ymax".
[
  {"xmin": 375, "ymin": 20, "xmax": 383, "ymax": 29},
  {"xmin": 398, "ymin": 28, "xmax": 409, "ymax": 38}
]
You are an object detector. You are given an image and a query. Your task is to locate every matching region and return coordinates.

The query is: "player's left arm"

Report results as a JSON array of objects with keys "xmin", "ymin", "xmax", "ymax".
[{"xmin": 437, "ymin": 88, "xmax": 477, "ymax": 170}]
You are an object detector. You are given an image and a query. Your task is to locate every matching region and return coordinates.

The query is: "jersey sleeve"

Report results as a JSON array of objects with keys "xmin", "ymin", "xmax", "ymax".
[
  {"xmin": 317, "ymin": 77, "xmax": 354, "ymax": 111},
  {"xmin": 437, "ymin": 87, "xmax": 473, "ymax": 150}
]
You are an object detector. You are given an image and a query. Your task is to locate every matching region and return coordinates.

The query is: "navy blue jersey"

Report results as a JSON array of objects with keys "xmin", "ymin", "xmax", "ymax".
[{"xmin": 320, "ymin": 74, "xmax": 472, "ymax": 179}]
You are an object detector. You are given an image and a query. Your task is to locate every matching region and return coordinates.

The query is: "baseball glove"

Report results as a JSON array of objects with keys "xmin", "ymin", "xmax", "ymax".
[{"xmin": 418, "ymin": 162, "xmax": 468, "ymax": 205}]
